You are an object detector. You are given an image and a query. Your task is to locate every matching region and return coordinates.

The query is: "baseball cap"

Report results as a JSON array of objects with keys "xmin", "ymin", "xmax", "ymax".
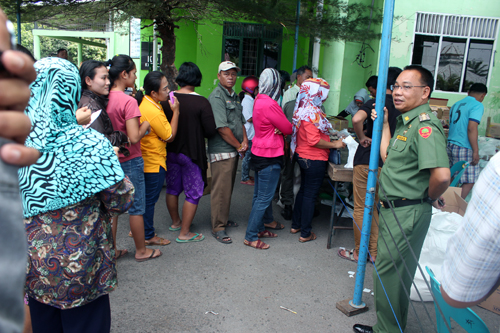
[{"xmin": 218, "ymin": 61, "xmax": 241, "ymax": 73}]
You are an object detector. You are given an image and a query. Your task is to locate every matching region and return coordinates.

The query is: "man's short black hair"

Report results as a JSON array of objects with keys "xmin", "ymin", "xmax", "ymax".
[
  {"xmin": 403, "ymin": 65, "xmax": 434, "ymax": 97},
  {"xmin": 469, "ymin": 83, "xmax": 488, "ymax": 94},
  {"xmin": 296, "ymin": 65, "xmax": 312, "ymax": 76},
  {"xmin": 57, "ymin": 48, "xmax": 67, "ymax": 54},
  {"xmin": 176, "ymin": 62, "xmax": 202, "ymax": 87},
  {"xmin": 387, "ymin": 67, "xmax": 402, "ymax": 89},
  {"xmin": 365, "ymin": 75, "xmax": 377, "ymax": 89}
]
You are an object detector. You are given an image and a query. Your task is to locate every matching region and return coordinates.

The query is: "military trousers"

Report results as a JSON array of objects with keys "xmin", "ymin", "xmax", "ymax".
[{"xmin": 372, "ymin": 202, "xmax": 432, "ymax": 333}]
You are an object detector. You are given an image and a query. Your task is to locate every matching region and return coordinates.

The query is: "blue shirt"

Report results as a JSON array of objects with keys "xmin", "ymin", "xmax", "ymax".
[{"xmin": 447, "ymin": 96, "xmax": 484, "ymax": 150}]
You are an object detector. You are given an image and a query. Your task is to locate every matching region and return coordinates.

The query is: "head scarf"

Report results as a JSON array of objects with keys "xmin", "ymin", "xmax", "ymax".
[
  {"xmin": 258, "ymin": 68, "xmax": 281, "ymax": 101},
  {"xmin": 18, "ymin": 57, "xmax": 124, "ymax": 218},
  {"xmin": 344, "ymin": 88, "xmax": 370, "ymax": 116},
  {"xmin": 291, "ymin": 78, "xmax": 332, "ymax": 155}
]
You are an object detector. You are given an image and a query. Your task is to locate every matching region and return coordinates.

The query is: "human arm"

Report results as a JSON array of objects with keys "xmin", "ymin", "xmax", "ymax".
[
  {"xmin": 0, "ymin": 48, "xmax": 40, "ymax": 166},
  {"xmin": 427, "ymin": 167, "xmax": 450, "ymax": 208},
  {"xmin": 467, "ymin": 121, "xmax": 479, "ymax": 165},
  {"xmin": 165, "ymin": 96, "xmax": 179, "ymax": 143},
  {"xmin": 300, "ymin": 122, "xmax": 346, "ymax": 149},
  {"xmin": 126, "ymin": 118, "xmax": 150, "ymax": 144},
  {"xmin": 218, "ymin": 127, "xmax": 242, "ymax": 149},
  {"xmin": 268, "ymin": 103, "xmax": 293, "ymax": 135},
  {"xmin": 239, "ymin": 125, "xmax": 248, "ymax": 152},
  {"xmin": 352, "ymin": 108, "xmax": 371, "ymax": 147},
  {"xmin": 371, "ymin": 107, "xmax": 391, "ymax": 162}
]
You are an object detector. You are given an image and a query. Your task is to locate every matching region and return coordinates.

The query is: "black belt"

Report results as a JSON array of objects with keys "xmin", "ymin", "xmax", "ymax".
[{"xmin": 380, "ymin": 198, "xmax": 425, "ymax": 208}]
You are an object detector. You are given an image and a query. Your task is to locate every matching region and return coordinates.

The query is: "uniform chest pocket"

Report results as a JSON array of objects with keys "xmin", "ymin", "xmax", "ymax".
[
  {"xmin": 387, "ymin": 138, "xmax": 407, "ymax": 167},
  {"xmin": 226, "ymin": 103, "xmax": 237, "ymax": 124}
]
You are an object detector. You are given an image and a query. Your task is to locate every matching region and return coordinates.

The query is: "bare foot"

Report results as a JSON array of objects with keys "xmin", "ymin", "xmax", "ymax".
[{"xmin": 135, "ymin": 248, "xmax": 162, "ymax": 261}]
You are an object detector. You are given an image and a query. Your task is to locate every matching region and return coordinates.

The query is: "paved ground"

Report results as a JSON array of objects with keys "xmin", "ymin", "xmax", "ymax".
[{"xmin": 110, "ymin": 165, "xmax": 499, "ymax": 333}]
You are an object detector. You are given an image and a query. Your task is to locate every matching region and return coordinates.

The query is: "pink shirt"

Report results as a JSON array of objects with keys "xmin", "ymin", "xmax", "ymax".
[
  {"xmin": 295, "ymin": 121, "xmax": 329, "ymax": 161},
  {"xmin": 107, "ymin": 91, "xmax": 142, "ymax": 163},
  {"xmin": 251, "ymin": 94, "xmax": 293, "ymax": 158}
]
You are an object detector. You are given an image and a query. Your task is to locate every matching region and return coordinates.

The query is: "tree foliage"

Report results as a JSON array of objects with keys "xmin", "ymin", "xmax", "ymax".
[{"xmin": 2, "ymin": 0, "xmax": 381, "ymax": 87}]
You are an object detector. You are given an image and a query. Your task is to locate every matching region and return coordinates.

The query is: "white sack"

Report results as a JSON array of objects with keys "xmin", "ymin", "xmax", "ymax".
[{"xmin": 343, "ymin": 135, "xmax": 359, "ymax": 169}]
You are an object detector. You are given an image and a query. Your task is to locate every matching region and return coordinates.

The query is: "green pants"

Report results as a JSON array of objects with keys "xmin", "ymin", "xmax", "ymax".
[{"xmin": 373, "ymin": 203, "xmax": 432, "ymax": 333}]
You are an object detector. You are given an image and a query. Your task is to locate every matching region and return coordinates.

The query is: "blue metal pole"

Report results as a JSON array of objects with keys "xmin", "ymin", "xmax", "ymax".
[
  {"xmin": 350, "ymin": 0, "xmax": 396, "ymax": 308},
  {"xmin": 292, "ymin": 0, "xmax": 300, "ymax": 71}
]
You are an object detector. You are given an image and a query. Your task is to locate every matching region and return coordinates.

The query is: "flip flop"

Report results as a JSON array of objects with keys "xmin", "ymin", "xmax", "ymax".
[
  {"xmin": 226, "ymin": 220, "xmax": 239, "ymax": 228},
  {"xmin": 176, "ymin": 233, "xmax": 205, "ymax": 243},
  {"xmin": 337, "ymin": 248, "xmax": 358, "ymax": 263},
  {"xmin": 169, "ymin": 226, "xmax": 181, "ymax": 231},
  {"xmin": 135, "ymin": 249, "xmax": 162, "ymax": 262},
  {"xmin": 264, "ymin": 221, "xmax": 284, "ymax": 230},
  {"xmin": 115, "ymin": 249, "xmax": 128, "ymax": 259},
  {"xmin": 299, "ymin": 232, "xmax": 317, "ymax": 243},
  {"xmin": 145, "ymin": 237, "xmax": 171, "ymax": 246}
]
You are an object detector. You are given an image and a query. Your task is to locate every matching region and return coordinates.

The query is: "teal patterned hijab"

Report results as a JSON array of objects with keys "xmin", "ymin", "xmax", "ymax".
[{"xmin": 18, "ymin": 57, "xmax": 124, "ymax": 218}]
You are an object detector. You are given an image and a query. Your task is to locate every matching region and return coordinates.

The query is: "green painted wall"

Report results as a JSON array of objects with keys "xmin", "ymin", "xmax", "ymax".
[{"xmin": 387, "ymin": 1, "xmax": 500, "ymax": 135}]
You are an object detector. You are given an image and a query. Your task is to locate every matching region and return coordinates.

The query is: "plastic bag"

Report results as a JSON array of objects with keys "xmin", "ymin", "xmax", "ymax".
[
  {"xmin": 409, "ymin": 209, "xmax": 462, "ymax": 301},
  {"xmin": 343, "ymin": 135, "xmax": 359, "ymax": 169}
]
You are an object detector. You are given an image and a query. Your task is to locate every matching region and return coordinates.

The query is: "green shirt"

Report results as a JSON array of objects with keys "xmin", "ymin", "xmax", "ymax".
[
  {"xmin": 379, "ymin": 103, "xmax": 449, "ymax": 201},
  {"xmin": 282, "ymin": 84, "xmax": 300, "ymax": 106},
  {"xmin": 207, "ymin": 83, "xmax": 246, "ymax": 154}
]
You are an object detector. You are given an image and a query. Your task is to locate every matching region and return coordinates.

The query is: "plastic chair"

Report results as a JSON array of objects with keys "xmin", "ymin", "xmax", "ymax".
[
  {"xmin": 450, "ymin": 161, "xmax": 470, "ymax": 187},
  {"xmin": 425, "ymin": 266, "xmax": 490, "ymax": 333}
]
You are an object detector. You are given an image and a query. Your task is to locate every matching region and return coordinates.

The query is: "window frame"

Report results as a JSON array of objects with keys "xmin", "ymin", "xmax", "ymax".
[
  {"xmin": 221, "ymin": 22, "xmax": 283, "ymax": 77},
  {"xmin": 411, "ymin": 12, "xmax": 499, "ymax": 94}
]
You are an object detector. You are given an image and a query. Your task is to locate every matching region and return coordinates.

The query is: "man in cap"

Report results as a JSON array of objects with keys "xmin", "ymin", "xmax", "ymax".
[{"xmin": 208, "ymin": 61, "xmax": 248, "ymax": 244}]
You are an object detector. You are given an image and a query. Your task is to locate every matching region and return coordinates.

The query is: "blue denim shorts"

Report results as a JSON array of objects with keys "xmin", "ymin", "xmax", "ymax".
[{"xmin": 120, "ymin": 157, "xmax": 146, "ymax": 215}]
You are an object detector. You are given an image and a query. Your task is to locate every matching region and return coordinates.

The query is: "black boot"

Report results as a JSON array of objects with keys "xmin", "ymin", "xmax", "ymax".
[{"xmin": 281, "ymin": 205, "xmax": 292, "ymax": 220}]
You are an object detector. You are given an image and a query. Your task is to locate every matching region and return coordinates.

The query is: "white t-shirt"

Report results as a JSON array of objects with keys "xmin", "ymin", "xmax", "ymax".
[{"xmin": 242, "ymin": 94, "xmax": 255, "ymax": 140}]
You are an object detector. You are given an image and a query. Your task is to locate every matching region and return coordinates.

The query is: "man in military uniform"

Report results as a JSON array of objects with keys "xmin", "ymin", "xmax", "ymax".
[
  {"xmin": 354, "ymin": 65, "xmax": 450, "ymax": 333},
  {"xmin": 208, "ymin": 61, "xmax": 248, "ymax": 244}
]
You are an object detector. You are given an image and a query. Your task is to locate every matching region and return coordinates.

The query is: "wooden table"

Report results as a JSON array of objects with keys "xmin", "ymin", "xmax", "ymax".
[{"xmin": 327, "ymin": 163, "xmax": 354, "ymax": 249}]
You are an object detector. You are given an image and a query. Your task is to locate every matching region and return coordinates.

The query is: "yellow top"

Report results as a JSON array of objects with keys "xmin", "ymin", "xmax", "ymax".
[{"xmin": 139, "ymin": 96, "xmax": 172, "ymax": 173}]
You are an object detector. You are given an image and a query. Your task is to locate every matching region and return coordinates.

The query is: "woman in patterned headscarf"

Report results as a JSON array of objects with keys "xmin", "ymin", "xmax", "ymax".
[
  {"xmin": 290, "ymin": 78, "xmax": 346, "ymax": 242},
  {"xmin": 243, "ymin": 68, "xmax": 292, "ymax": 250},
  {"xmin": 18, "ymin": 57, "xmax": 134, "ymax": 333}
]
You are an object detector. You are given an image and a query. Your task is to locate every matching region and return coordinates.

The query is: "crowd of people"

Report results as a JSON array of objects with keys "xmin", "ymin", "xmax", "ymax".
[{"xmin": 1, "ymin": 5, "xmax": 498, "ymax": 333}]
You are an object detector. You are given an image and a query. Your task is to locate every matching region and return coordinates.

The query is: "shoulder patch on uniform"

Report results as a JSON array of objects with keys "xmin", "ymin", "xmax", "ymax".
[
  {"xmin": 419, "ymin": 113, "xmax": 431, "ymax": 122},
  {"xmin": 419, "ymin": 126, "xmax": 432, "ymax": 139}
]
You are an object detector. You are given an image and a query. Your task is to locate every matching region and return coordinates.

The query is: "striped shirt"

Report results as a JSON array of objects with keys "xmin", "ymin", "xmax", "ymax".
[{"xmin": 440, "ymin": 152, "xmax": 500, "ymax": 302}]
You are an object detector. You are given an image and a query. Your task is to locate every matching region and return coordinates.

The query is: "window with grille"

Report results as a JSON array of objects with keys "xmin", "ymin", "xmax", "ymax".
[
  {"xmin": 222, "ymin": 22, "xmax": 282, "ymax": 76},
  {"xmin": 411, "ymin": 12, "xmax": 498, "ymax": 93}
]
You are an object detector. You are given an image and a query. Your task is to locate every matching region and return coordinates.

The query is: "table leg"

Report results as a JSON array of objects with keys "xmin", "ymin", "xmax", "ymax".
[{"xmin": 327, "ymin": 180, "xmax": 338, "ymax": 249}]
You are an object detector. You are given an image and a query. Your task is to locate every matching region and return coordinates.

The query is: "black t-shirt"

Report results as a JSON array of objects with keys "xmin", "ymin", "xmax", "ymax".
[{"xmin": 353, "ymin": 94, "xmax": 400, "ymax": 167}]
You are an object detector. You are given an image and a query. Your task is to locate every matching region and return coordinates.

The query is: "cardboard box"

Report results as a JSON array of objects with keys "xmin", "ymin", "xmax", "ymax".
[
  {"xmin": 329, "ymin": 117, "xmax": 349, "ymax": 131},
  {"xmin": 479, "ymin": 287, "xmax": 500, "ymax": 315},
  {"xmin": 430, "ymin": 97, "xmax": 449, "ymax": 107},
  {"xmin": 440, "ymin": 187, "xmax": 467, "ymax": 216}
]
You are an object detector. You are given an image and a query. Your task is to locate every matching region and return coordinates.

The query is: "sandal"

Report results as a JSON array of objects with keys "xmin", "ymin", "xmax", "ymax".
[
  {"xmin": 145, "ymin": 236, "xmax": 171, "ymax": 246},
  {"xmin": 264, "ymin": 221, "xmax": 284, "ymax": 230},
  {"xmin": 226, "ymin": 220, "xmax": 239, "ymax": 228},
  {"xmin": 257, "ymin": 230, "xmax": 278, "ymax": 238},
  {"xmin": 212, "ymin": 230, "xmax": 232, "ymax": 244},
  {"xmin": 243, "ymin": 239, "xmax": 270, "ymax": 250},
  {"xmin": 337, "ymin": 248, "xmax": 357, "ymax": 263},
  {"xmin": 169, "ymin": 225, "xmax": 181, "ymax": 231},
  {"xmin": 290, "ymin": 228, "xmax": 301, "ymax": 234},
  {"xmin": 115, "ymin": 249, "xmax": 128, "ymax": 260},
  {"xmin": 299, "ymin": 232, "xmax": 317, "ymax": 243},
  {"xmin": 135, "ymin": 249, "xmax": 162, "ymax": 262}
]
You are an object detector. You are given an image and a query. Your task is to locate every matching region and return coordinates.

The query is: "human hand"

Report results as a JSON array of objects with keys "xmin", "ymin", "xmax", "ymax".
[
  {"xmin": 0, "ymin": 10, "xmax": 40, "ymax": 166},
  {"xmin": 432, "ymin": 196, "xmax": 446, "ymax": 209},
  {"xmin": 371, "ymin": 106, "xmax": 389, "ymax": 124},
  {"xmin": 113, "ymin": 146, "xmax": 120, "ymax": 158},
  {"xmin": 274, "ymin": 128, "xmax": 282, "ymax": 135},
  {"xmin": 76, "ymin": 106, "xmax": 91, "ymax": 125},
  {"xmin": 238, "ymin": 140, "xmax": 248, "ymax": 153},
  {"xmin": 332, "ymin": 140, "xmax": 346, "ymax": 149},
  {"xmin": 168, "ymin": 95, "xmax": 180, "ymax": 114},
  {"xmin": 359, "ymin": 135, "xmax": 372, "ymax": 148},
  {"xmin": 472, "ymin": 152, "xmax": 479, "ymax": 166}
]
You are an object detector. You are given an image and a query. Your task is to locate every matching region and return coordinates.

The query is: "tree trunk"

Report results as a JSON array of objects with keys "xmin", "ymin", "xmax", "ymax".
[{"xmin": 156, "ymin": 19, "xmax": 179, "ymax": 91}]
